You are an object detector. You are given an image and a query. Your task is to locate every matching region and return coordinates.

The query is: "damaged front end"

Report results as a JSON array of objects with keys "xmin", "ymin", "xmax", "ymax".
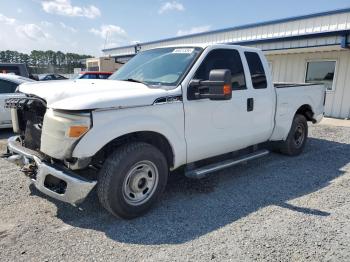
[
  {"xmin": 6, "ymin": 96, "xmax": 46, "ymax": 151},
  {"xmin": 2, "ymin": 96, "xmax": 96, "ymax": 205}
]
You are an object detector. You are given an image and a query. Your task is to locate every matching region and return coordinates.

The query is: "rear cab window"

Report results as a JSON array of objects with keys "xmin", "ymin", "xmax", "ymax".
[{"xmin": 244, "ymin": 52, "xmax": 267, "ymax": 89}]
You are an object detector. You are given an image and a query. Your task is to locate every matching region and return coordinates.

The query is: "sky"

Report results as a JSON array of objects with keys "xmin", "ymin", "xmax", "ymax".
[{"xmin": 0, "ymin": 0, "xmax": 349, "ymax": 56}]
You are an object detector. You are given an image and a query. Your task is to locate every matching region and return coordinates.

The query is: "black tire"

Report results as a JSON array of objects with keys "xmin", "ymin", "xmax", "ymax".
[
  {"xmin": 279, "ymin": 114, "xmax": 308, "ymax": 156},
  {"xmin": 97, "ymin": 142, "xmax": 168, "ymax": 219}
]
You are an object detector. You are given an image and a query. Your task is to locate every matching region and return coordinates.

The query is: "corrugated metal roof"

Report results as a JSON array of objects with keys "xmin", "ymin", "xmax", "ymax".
[{"xmin": 103, "ymin": 7, "xmax": 350, "ymax": 57}]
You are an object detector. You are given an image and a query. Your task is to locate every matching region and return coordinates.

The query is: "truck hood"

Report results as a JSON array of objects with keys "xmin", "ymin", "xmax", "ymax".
[{"xmin": 18, "ymin": 80, "xmax": 173, "ymax": 110}]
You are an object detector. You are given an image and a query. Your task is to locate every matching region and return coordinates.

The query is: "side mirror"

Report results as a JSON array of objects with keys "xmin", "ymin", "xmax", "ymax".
[{"xmin": 189, "ymin": 69, "xmax": 232, "ymax": 100}]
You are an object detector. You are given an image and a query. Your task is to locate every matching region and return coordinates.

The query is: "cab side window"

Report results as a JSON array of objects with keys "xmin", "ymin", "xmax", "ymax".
[
  {"xmin": 0, "ymin": 80, "xmax": 18, "ymax": 94},
  {"xmin": 244, "ymin": 52, "xmax": 267, "ymax": 89},
  {"xmin": 194, "ymin": 49, "xmax": 246, "ymax": 91}
]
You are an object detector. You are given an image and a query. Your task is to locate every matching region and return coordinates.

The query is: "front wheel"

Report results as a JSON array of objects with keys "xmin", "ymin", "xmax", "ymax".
[
  {"xmin": 97, "ymin": 142, "xmax": 168, "ymax": 219},
  {"xmin": 279, "ymin": 114, "xmax": 308, "ymax": 156}
]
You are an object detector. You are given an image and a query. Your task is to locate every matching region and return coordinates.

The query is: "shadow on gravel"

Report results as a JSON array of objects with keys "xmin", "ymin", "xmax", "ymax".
[
  {"xmin": 0, "ymin": 129, "xmax": 13, "ymax": 140},
  {"xmin": 29, "ymin": 137, "xmax": 350, "ymax": 245},
  {"xmin": 0, "ymin": 129, "xmax": 13, "ymax": 153}
]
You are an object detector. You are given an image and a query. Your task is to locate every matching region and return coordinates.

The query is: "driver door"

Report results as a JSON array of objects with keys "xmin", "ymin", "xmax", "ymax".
[{"xmin": 183, "ymin": 48, "xmax": 256, "ymax": 163}]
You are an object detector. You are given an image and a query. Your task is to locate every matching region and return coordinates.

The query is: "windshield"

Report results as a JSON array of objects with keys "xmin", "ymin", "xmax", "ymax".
[{"xmin": 109, "ymin": 47, "xmax": 202, "ymax": 86}]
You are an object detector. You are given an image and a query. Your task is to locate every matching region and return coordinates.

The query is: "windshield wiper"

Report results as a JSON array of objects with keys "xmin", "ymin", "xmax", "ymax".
[{"xmin": 122, "ymin": 78, "xmax": 146, "ymax": 85}]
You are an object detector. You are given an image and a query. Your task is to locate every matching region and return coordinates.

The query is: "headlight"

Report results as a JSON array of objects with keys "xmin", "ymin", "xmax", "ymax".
[
  {"xmin": 40, "ymin": 109, "xmax": 92, "ymax": 159},
  {"xmin": 45, "ymin": 109, "xmax": 91, "ymax": 139}
]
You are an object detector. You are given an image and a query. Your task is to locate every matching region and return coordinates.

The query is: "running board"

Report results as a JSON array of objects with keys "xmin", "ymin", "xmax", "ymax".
[{"xmin": 185, "ymin": 149, "xmax": 269, "ymax": 179}]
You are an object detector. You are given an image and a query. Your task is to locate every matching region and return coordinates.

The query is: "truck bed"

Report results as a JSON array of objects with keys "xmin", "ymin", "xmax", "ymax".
[{"xmin": 270, "ymin": 83, "xmax": 325, "ymax": 141}]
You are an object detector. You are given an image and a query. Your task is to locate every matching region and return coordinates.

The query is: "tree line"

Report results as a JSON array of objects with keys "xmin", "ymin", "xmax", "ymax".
[{"xmin": 0, "ymin": 50, "xmax": 93, "ymax": 74}]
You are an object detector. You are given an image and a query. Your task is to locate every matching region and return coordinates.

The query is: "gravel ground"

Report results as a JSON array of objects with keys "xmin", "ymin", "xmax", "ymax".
[{"xmin": 0, "ymin": 124, "xmax": 350, "ymax": 261}]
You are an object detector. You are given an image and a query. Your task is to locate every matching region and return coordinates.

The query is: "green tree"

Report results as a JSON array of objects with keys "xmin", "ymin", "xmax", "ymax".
[{"xmin": 0, "ymin": 49, "xmax": 93, "ymax": 74}]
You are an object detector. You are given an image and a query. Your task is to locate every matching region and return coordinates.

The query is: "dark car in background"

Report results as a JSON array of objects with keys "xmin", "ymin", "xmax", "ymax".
[
  {"xmin": 0, "ymin": 63, "xmax": 29, "ymax": 78},
  {"xmin": 37, "ymin": 74, "xmax": 68, "ymax": 81},
  {"xmin": 74, "ymin": 71, "xmax": 112, "ymax": 79}
]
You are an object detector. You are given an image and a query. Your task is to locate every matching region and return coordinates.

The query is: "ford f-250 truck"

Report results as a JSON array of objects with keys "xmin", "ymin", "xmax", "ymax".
[{"xmin": 2, "ymin": 44, "xmax": 325, "ymax": 219}]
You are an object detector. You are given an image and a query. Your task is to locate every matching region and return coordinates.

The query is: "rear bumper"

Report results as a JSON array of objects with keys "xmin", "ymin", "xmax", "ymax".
[{"xmin": 3, "ymin": 136, "xmax": 97, "ymax": 205}]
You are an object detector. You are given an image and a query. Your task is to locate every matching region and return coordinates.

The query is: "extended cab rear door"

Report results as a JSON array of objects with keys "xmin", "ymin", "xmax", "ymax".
[
  {"xmin": 183, "ymin": 46, "xmax": 273, "ymax": 163},
  {"xmin": 242, "ymin": 50, "xmax": 275, "ymax": 143}
]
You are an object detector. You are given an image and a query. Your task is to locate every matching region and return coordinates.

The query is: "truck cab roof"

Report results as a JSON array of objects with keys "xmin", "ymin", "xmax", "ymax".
[{"xmin": 152, "ymin": 43, "xmax": 262, "ymax": 52}]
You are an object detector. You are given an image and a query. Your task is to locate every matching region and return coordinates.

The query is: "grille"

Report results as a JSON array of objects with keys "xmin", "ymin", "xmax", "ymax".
[{"xmin": 5, "ymin": 97, "xmax": 46, "ymax": 151}]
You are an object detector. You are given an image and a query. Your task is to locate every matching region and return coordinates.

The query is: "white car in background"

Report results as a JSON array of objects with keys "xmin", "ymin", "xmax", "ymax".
[{"xmin": 0, "ymin": 74, "xmax": 35, "ymax": 128}]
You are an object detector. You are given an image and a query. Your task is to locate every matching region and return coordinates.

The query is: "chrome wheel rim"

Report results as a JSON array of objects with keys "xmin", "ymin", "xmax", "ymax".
[
  {"xmin": 294, "ymin": 124, "xmax": 305, "ymax": 147},
  {"xmin": 122, "ymin": 160, "xmax": 159, "ymax": 206}
]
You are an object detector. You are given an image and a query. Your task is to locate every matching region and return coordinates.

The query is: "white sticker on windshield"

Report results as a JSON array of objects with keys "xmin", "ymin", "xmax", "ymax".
[{"xmin": 172, "ymin": 48, "xmax": 194, "ymax": 54}]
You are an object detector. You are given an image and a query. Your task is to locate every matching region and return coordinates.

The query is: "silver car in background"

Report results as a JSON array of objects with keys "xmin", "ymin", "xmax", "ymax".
[{"xmin": 0, "ymin": 73, "xmax": 35, "ymax": 128}]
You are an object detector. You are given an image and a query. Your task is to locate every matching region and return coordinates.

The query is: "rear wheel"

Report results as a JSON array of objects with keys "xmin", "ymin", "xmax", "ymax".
[
  {"xmin": 279, "ymin": 114, "xmax": 308, "ymax": 156},
  {"xmin": 97, "ymin": 142, "xmax": 168, "ymax": 219}
]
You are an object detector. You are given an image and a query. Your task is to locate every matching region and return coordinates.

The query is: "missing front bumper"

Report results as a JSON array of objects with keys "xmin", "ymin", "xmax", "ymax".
[{"xmin": 3, "ymin": 136, "xmax": 97, "ymax": 206}]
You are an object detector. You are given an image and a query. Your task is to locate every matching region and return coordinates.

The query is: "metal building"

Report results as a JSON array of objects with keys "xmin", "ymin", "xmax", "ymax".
[{"xmin": 103, "ymin": 8, "xmax": 350, "ymax": 118}]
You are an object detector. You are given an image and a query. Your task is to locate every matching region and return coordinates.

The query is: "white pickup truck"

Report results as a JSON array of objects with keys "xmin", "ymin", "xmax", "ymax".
[{"xmin": 3, "ymin": 44, "xmax": 325, "ymax": 219}]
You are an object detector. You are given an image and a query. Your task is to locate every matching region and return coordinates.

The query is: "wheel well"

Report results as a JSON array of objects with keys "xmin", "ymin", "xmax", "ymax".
[
  {"xmin": 93, "ymin": 131, "xmax": 174, "ymax": 168},
  {"xmin": 296, "ymin": 104, "xmax": 315, "ymax": 123}
]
